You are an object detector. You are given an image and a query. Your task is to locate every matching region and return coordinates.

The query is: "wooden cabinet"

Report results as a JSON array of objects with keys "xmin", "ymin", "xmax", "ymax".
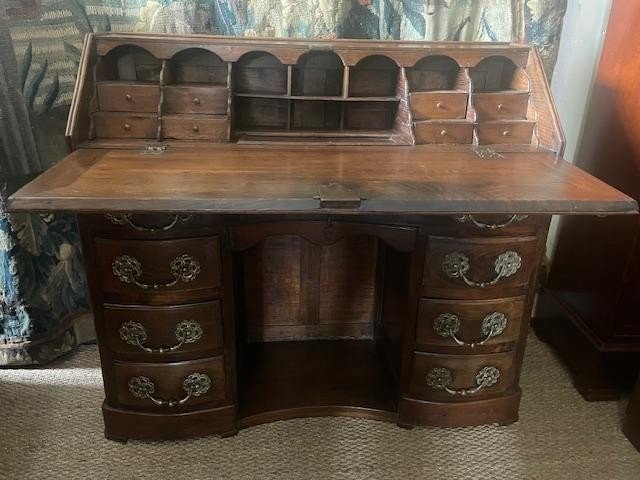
[
  {"xmin": 534, "ymin": 0, "xmax": 640, "ymax": 400},
  {"xmin": 7, "ymin": 34, "xmax": 636, "ymax": 442}
]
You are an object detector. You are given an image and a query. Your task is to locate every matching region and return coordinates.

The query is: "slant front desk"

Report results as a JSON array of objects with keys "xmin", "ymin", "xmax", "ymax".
[{"xmin": 9, "ymin": 34, "xmax": 637, "ymax": 442}]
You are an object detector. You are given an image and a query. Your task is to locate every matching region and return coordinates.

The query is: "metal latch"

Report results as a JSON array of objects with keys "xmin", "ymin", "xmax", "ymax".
[
  {"xmin": 315, "ymin": 183, "xmax": 364, "ymax": 209},
  {"xmin": 143, "ymin": 145, "xmax": 168, "ymax": 154}
]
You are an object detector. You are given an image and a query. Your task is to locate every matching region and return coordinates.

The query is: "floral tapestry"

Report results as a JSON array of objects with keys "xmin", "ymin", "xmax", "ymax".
[{"xmin": 0, "ymin": 0, "xmax": 568, "ymax": 365}]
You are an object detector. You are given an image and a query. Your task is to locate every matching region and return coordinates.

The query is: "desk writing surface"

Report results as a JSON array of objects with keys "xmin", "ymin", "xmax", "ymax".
[{"xmin": 8, "ymin": 145, "xmax": 637, "ymax": 215}]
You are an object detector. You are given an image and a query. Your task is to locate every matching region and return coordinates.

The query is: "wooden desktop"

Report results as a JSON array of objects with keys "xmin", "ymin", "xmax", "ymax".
[{"xmin": 8, "ymin": 33, "xmax": 637, "ymax": 442}]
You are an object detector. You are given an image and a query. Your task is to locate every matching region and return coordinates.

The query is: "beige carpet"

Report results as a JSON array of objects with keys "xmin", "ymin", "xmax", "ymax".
[{"xmin": 1, "ymin": 335, "xmax": 638, "ymax": 480}]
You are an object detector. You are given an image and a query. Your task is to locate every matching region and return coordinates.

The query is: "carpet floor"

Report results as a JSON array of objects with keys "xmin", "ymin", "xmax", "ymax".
[{"xmin": 0, "ymin": 335, "xmax": 638, "ymax": 480}]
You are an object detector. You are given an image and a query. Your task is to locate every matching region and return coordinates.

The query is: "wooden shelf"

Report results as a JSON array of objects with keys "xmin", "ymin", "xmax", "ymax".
[
  {"xmin": 235, "ymin": 129, "xmax": 395, "ymax": 138},
  {"xmin": 233, "ymin": 93, "xmax": 400, "ymax": 102},
  {"xmin": 238, "ymin": 340, "xmax": 398, "ymax": 424}
]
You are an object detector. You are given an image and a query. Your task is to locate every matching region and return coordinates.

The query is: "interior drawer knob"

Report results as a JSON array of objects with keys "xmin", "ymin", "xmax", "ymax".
[
  {"xmin": 440, "ymin": 129, "xmax": 448, "ymax": 137},
  {"xmin": 502, "ymin": 129, "xmax": 510, "ymax": 137},
  {"xmin": 128, "ymin": 373, "xmax": 211, "ymax": 407},
  {"xmin": 193, "ymin": 97, "xmax": 201, "ymax": 105},
  {"xmin": 123, "ymin": 123, "xmax": 131, "ymax": 131},
  {"xmin": 119, "ymin": 320, "xmax": 203, "ymax": 353},
  {"xmin": 112, "ymin": 253, "xmax": 201, "ymax": 289},
  {"xmin": 497, "ymin": 103, "xmax": 504, "ymax": 110},
  {"xmin": 125, "ymin": 94, "xmax": 133, "ymax": 101},
  {"xmin": 436, "ymin": 101, "xmax": 443, "ymax": 109},
  {"xmin": 442, "ymin": 251, "xmax": 522, "ymax": 288},
  {"xmin": 192, "ymin": 125, "xmax": 200, "ymax": 132},
  {"xmin": 433, "ymin": 312, "xmax": 507, "ymax": 347},
  {"xmin": 426, "ymin": 366, "xmax": 500, "ymax": 396}
]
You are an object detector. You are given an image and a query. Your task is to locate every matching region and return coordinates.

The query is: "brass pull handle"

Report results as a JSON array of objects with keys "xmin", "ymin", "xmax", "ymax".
[
  {"xmin": 433, "ymin": 312, "xmax": 507, "ymax": 347},
  {"xmin": 193, "ymin": 97, "xmax": 201, "ymax": 105},
  {"xmin": 442, "ymin": 251, "xmax": 522, "ymax": 288},
  {"xmin": 426, "ymin": 366, "xmax": 500, "ymax": 396},
  {"xmin": 192, "ymin": 125, "xmax": 199, "ymax": 132},
  {"xmin": 454, "ymin": 214, "xmax": 529, "ymax": 230},
  {"xmin": 123, "ymin": 123, "xmax": 131, "ymax": 131},
  {"xmin": 125, "ymin": 94, "xmax": 133, "ymax": 101},
  {"xmin": 119, "ymin": 320, "xmax": 203, "ymax": 353},
  {"xmin": 105, "ymin": 213, "xmax": 192, "ymax": 232},
  {"xmin": 112, "ymin": 254, "xmax": 201, "ymax": 289},
  {"xmin": 128, "ymin": 373, "xmax": 211, "ymax": 407}
]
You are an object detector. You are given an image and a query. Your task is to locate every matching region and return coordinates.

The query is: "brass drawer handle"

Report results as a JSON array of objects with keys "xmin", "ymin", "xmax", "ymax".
[
  {"xmin": 119, "ymin": 320, "xmax": 203, "ymax": 353},
  {"xmin": 112, "ymin": 254, "xmax": 201, "ymax": 289},
  {"xmin": 105, "ymin": 213, "xmax": 192, "ymax": 232},
  {"xmin": 433, "ymin": 312, "xmax": 507, "ymax": 347},
  {"xmin": 128, "ymin": 373, "xmax": 211, "ymax": 407},
  {"xmin": 426, "ymin": 366, "xmax": 500, "ymax": 396},
  {"xmin": 454, "ymin": 214, "xmax": 528, "ymax": 230},
  {"xmin": 442, "ymin": 251, "xmax": 521, "ymax": 288}
]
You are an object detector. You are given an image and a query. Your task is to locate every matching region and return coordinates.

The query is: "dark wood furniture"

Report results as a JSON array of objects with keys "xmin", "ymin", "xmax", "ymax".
[
  {"xmin": 534, "ymin": 0, "xmax": 640, "ymax": 400},
  {"xmin": 8, "ymin": 33, "xmax": 636, "ymax": 442},
  {"xmin": 624, "ymin": 374, "xmax": 640, "ymax": 451}
]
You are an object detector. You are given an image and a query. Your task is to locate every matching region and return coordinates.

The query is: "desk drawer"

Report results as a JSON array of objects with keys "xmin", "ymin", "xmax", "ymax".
[
  {"xmin": 163, "ymin": 85, "xmax": 229, "ymax": 114},
  {"xmin": 410, "ymin": 92, "xmax": 468, "ymax": 120},
  {"xmin": 113, "ymin": 357, "xmax": 226, "ymax": 410},
  {"xmin": 162, "ymin": 115, "xmax": 228, "ymax": 141},
  {"xmin": 476, "ymin": 121, "xmax": 535, "ymax": 145},
  {"xmin": 92, "ymin": 213, "xmax": 218, "ymax": 239},
  {"xmin": 93, "ymin": 112, "xmax": 157, "ymax": 139},
  {"xmin": 105, "ymin": 301, "xmax": 223, "ymax": 361},
  {"xmin": 423, "ymin": 236, "xmax": 538, "ymax": 298},
  {"xmin": 96, "ymin": 236, "xmax": 221, "ymax": 305},
  {"xmin": 414, "ymin": 121, "xmax": 473, "ymax": 144},
  {"xmin": 416, "ymin": 297, "xmax": 525, "ymax": 352},
  {"xmin": 97, "ymin": 82, "xmax": 160, "ymax": 113},
  {"xmin": 473, "ymin": 92, "xmax": 529, "ymax": 121},
  {"xmin": 409, "ymin": 351, "xmax": 516, "ymax": 402}
]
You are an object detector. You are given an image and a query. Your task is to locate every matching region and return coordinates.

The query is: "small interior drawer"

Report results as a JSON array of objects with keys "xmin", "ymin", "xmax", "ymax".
[
  {"xmin": 476, "ymin": 121, "xmax": 536, "ymax": 145},
  {"xmin": 414, "ymin": 121, "xmax": 473, "ymax": 144},
  {"xmin": 163, "ymin": 85, "xmax": 229, "ymax": 115},
  {"xmin": 104, "ymin": 301, "xmax": 224, "ymax": 361},
  {"xmin": 97, "ymin": 82, "xmax": 160, "ymax": 113},
  {"xmin": 162, "ymin": 115, "xmax": 229, "ymax": 141},
  {"xmin": 409, "ymin": 351, "xmax": 516, "ymax": 402},
  {"xmin": 93, "ymin": 112, "xmax": 157, "ymax": 139},
  {"xmin": 113, "ymin": 356, "xmax": 226, "ymax": 410},
  {"xmin": 410, "ymin": 91, "xmax": 468, "ymax": 120},
  {"xmin": 96, "ymin": 236, "xmax": 222, "ymax": 305},
  {"xmin": 423, "ymin": 235, "xmax": 539, "ymax": 298},
  {"xmin": 416, "ymin": 296, "xmax": 526, "ymax": 352},
  {"xmin": 473, "ymin": 92, "xmax": 529, "ymax": 120}
]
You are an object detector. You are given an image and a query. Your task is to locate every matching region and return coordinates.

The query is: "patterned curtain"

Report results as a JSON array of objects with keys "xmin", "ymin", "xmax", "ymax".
[{"xmin": 0, "ymin": 0, "xmax": 567, "ymax": 365}]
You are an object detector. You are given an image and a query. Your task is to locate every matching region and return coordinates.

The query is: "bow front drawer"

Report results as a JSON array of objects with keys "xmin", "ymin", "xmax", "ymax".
[
  {"xmin": 423, "ymin": 235, "xmax": 539, "ymax": 299},
  {"xmin": 409, "ymin": 351, "xmax": 516, "ymax": 402},
  {"xmin": 416, "ymin": 297, "xmax": 526, "ymax": 352},
  {"xmin": 96, "ymin": 236, "xmax": 222, "ymax": 305},
  {"xmin": 113, "ymin": 357, "xmax": 227, "ymax": 410},
  {"xmin": 104, "ymin": 301, "xmax": 223, "ymax": 361}
]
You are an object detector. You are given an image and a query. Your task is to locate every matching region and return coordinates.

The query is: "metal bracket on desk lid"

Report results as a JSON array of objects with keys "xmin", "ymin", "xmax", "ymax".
[{"xmin": 315, "ymin": 183, "xmax": 365, "ymax": 209}]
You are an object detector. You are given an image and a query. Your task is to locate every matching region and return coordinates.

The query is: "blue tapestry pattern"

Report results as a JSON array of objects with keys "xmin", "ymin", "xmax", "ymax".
[{"xmin": 0, "ymin": 0, "xmax": 567, "ymax": 365}]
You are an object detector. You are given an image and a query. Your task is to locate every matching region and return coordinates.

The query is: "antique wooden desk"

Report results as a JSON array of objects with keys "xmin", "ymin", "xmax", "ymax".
[{"xmin": 8, "ymin": 34, "xmax": 637, "ymax": 442}]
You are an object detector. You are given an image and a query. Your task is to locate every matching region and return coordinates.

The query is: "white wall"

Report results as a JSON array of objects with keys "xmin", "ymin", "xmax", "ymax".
[{"xmin": 546, "ymin": 0, "xmax": 613, "ymax": 259}]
